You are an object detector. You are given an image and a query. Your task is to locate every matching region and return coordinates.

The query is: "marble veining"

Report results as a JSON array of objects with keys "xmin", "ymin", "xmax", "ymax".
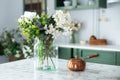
[
  {"xmin": 0, "ymin": 58, "xmax": 120, "ymax": 80},
  {"xmin": 0, "ymin": 59, "xmax": 34, "ymax": 80},
  {"xmin": 35, "ymin": 59, "xmax": 120, "ymax": 80}
]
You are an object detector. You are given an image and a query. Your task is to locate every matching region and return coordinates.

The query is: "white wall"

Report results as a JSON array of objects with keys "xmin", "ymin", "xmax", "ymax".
[
  {"xmin": 100, "ymin": 4, "xmax": 120, "ymax": 45},
  {"xmin": 47, "ymin": 0, "xmax": 120, "ymax": 45},
  {"xmin": 0, "ymin": 0, "xmax": 24, "ymax": 32},
  {"xmin": 0, "ymin": 1, "xmax": 7, "ymax": 32}
]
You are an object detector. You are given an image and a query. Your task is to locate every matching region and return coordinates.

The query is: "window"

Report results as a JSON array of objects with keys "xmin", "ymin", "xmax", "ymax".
[{"xmin": 24, "ymin": 0, "xmax": 46, "ymax": 14}]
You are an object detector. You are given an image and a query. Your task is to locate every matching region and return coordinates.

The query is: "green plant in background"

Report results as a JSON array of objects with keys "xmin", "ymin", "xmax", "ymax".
[
  {"xmin": 0, "ymin": 42, "xmax": 4, "ymax": 55},
  {"xmin": 0, "ymin": 31, "xmax": 5, "ymax": 55},
  {"xmin": 0, "ymin": 29, "xmax": 23, "ymax": 59},
  {"xmin": 0, "ymin": 28, "xmax": 33, "ymax": 60}
]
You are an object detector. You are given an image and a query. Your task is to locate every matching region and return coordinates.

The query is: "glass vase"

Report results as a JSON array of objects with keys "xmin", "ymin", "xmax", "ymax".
[
  {"xmin": 69, "ymin": 31, "xmax": 75, "ymax": 43},
  {"xmin": 34, "ymin": 39, "xmax": 58, "ymax": 71}
]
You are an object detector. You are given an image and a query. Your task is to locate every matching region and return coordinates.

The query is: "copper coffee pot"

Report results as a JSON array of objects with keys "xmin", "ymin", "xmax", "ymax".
[{"xmin": 67, "ymin": 54, "xmax": 99, "ymax": 71}]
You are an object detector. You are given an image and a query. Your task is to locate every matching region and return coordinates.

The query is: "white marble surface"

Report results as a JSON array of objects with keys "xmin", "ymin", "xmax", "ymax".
[
  {"xmin": 0, "ymin": 59, "xmax": 34, "ymax": 80},
  {"xmin": 57, "ymin": 43, "xmax": 120, "ymax": 52},
  {"xmin": 0, "ymin": 58, "xmax": 120, "ymax": 80}
]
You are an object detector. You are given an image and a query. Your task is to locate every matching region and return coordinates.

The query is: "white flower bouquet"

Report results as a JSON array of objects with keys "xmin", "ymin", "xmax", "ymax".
[
  {"xmin": 17, "ymin": 10, "xmax": 82, "ymax": 70},
  {"xmin": 18, "ymin": 10, "xmax": 72, "ymax": 42}
]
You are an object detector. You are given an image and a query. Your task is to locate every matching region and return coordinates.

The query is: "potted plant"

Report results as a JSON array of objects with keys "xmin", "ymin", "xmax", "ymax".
[{"xmin": 1, "ymin": 29, "xmax": 24, "ymax": 61}]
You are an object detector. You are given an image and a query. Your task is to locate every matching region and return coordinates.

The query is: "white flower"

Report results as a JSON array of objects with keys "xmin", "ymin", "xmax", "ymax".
[
  {"xmin": 70, "ymin": 20, "xmax": 81, "ymax": 31},
  {"xmin": 12, "ymin": 38, "xmax": 15, "ymax": 42},
  {"xmin": 24, "ymin": 11, "xmax": 37, "ymax": 21},
  {"xmin": 22, "ymin": 45, "xmax": 32, "ymax": 58},
  {"xmin": 52, "ymin": 30, "xmax": 61, "ymax": 38},
  {"xmin": 44, "ymin": 25, "xmax": 48, "ymax": 30},
  {"xmin": 52, "ymin": 10, "xmax": 73, "ymax": 37},
  {"xmin": 18, "ymin": 10, "xmax": 75, "ymax": 43},
  {"xmin": 45, "ymin": 24, "xmax": 55, "ymax": 35},
  {"xmin": 15, "ymin": 51, "xmax": 21, "ymax": 58},
  {"xmin": 18, "ymin": 17, "xmax": 23, "ymax": 23},
  {"xmin": 53, "ymin": 10, "xmax": 72, "ymax": 31},
  {"xmin": 18, "ymin": 11, "xmax": 39, "ymax": 23}
]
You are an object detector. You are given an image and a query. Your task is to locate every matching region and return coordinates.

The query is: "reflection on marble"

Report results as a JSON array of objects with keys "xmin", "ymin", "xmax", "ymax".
[{"xmin": 0, "ymin": 58, "xmax": 120, "ymax": 80}]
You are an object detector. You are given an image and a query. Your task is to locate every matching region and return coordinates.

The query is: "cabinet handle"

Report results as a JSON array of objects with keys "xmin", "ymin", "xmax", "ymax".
[{"xmin": 86, "ymin": 54, "xmax": 99, "ymax": 59}]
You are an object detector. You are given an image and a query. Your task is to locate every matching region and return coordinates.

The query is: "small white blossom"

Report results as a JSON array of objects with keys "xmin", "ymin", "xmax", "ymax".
[
  {"xmin": 53, "ymin": 10, "xmax": 72, "ymax": 32},
  {"xmin": 18, "ymin": 17, "xmax": 23, "ymax": 23},
  {"xmin": 52, "ymin": 30, "xmax": 61, "ymax": 39},
  {"xmin": 18, "ymin": 11, "xmax": 39, "ymax": 23},
  {"xmin": 70, "ymin": 20, "xmax": 81, "ymax": 31},
  {"xmin": 44, "ymin": 25, "xmax": 48, "ymax": 30},
  {"xmin": 24, "ymin": 11, "xmax": 37, "ymax": 21},
  {"xmin": 15, "ymin": 51, "xmax": 21, "ymax": 58},
  {"xmin": 53, "ymin": 10, "xmax": 71, "ymax": 23},
  {"xmin": 11, "ymin": 38, "xmax": 16, "ymax": 42},
  {"xmin": 22, "ymin": 45, "xmax": 32, "ymax": 58}
]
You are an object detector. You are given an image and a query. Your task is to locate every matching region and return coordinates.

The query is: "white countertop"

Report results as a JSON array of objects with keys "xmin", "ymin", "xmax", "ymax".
[
  {"xmin": 57, "ymin": 43, "xmax": 120, "ymax": 52},
  {"xmin": 0, "ymin": 58, "xmax": 120, "ymax": 80},
  {"xmin": 0, "ymin": 59, "xmax": 34, "ymax": 80}
]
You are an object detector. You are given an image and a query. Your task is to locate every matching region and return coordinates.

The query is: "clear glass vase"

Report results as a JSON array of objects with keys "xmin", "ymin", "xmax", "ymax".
[
  {"xmin": 69, "ymin": 31, "xmax": 75, "ymax": 43},
  {"xmin": 34, "ymin": 39, "xmax": 58, "ymax": 71}
]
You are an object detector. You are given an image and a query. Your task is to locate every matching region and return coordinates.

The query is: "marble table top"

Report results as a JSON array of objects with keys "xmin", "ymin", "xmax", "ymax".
[{"xmin": 0, "ymin": 58, "xmax": 120, "ymax": 80}]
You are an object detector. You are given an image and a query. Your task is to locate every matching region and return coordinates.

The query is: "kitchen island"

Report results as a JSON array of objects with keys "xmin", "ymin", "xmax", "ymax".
[
  {"xmin": 57, "ymin": 43, "xmax": 120, "ymax": 65},
  {"xmin": 57, "ymin": 43, "xmax": 120, "ymax": 52},
  {"xmin": 0, "ymin": 58, "xmax": 120, "ymax": 80}
]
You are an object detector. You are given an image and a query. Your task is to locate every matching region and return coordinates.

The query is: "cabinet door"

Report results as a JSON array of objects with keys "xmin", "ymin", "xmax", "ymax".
[
  {"xmin": 81, "ymin": 50, "xmax": 116, "ymax": 65},
  {"xmin": 73, "ymin": 49, "xmax": 82, "ymax": 58},
  {"xmin": 116, "ymin": 52, "xmax": 120, "ymax": 65},
  {"xmin": 58, "ymin": 47, "xmax": 71, "ymax": 60}
]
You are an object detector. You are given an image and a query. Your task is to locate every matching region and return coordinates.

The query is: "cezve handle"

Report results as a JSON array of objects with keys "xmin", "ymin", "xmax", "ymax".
[{"xmin": 86, "ymin": 54, "xmax": 99, "ymax": 59}]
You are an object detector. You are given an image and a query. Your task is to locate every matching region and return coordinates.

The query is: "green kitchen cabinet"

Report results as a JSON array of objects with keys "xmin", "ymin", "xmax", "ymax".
[
  {"xmin": 81, "ymin": 49, "xmax": 116, "ymax": 65},
  {"xmin": 58, "ymin": 47, "xmax": 71, "ymax": 60},
  {"xmin": 73, "ymin": 49, "xmax": 82, "ymax": 58},
  {"xmin": 55, "ymin": 0, "xmax": 107, "ymax": 10},
  {"xmin": 116, "ymin": 52, "xmax": 120, "ymax": 65},
  {"xmin": 58, "ymin": 46, "xmax": 120, "ymax": 65},
  {"xmin": 58, "ymin": 47, "xmax": 79, "ymax": 59}
]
